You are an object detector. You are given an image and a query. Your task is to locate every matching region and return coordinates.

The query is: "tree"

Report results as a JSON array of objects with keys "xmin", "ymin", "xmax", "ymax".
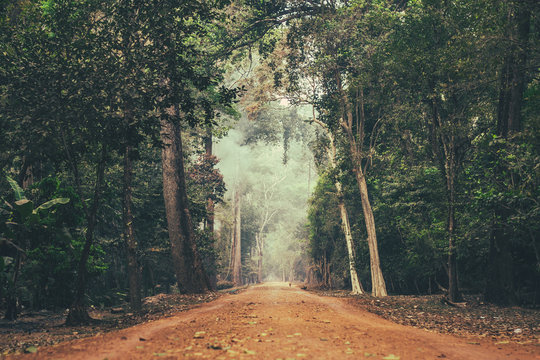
[
  {"xmin": 309, "ymin": 118, "xmax": 365, "ymax": 294},
  {"xmin": 284, "ymin": 4, "xmax": 388, "ymax": 296},
  {"xmin": 230, "ymin": 184, "xmax": 242, "ymax": 286},
  {"xmin": 161, "ymin": 116, "xmax": 210, "ymax": 292},
  {"xmin": 485, "ymin": 0, "xmax": 537, "ymax": 305}
]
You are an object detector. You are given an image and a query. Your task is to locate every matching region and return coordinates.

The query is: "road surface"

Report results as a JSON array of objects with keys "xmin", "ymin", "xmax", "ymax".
[{"xmin": 8, "ymin": 282, "xmax": 539, "ymax": 359}]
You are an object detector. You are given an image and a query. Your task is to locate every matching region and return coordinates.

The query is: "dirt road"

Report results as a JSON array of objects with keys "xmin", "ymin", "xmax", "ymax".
[{"xmin": 8, "ymin": 283, "xmax": 539, "ymax": 359}]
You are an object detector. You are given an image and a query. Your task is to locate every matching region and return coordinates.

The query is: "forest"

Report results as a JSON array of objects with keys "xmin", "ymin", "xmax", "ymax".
[{"xmin": 0, "ymin": 0, "xmax": 539, "ymax": 337}]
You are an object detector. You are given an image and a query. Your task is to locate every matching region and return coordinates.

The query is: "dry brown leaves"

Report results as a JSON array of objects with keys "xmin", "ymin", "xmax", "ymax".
[
  {"xmin": 313, "ymin": 289, "xmax": 539, "ymax": 345},
  {"xmin": 0, "ymin": 292, "xmax": 220, "ymax": 355}
]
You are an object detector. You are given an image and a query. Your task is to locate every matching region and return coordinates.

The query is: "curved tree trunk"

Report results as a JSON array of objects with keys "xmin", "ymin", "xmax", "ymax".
[
  {"xmin": 345, "ymin": 118, "xmax": 387, "ymax": 297},
  {"xmin": 337, "ymin": 78, "xmax": 387, "ymax": 297},
  {"xmin": 353, "ymin": 164, "xmax": 387, "ymax": 297},
  {"xmin": 66, "ymin": 146, "xmax": 107, "ymax": 325},
  {"xmin": 161, "ymin": 117, "xmax": 210, "ymax": 293}
]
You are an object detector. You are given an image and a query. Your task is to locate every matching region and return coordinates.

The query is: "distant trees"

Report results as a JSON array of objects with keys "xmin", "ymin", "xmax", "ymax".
[{"xmin": 267, "ymin": 0, "xmax": 538, "ymax": 302}]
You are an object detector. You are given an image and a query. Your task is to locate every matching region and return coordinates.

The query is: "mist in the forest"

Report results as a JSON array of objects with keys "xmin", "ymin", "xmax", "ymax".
[{"xmin": 214, "ymin": 107, "xmax": 317, "ymax": 281}]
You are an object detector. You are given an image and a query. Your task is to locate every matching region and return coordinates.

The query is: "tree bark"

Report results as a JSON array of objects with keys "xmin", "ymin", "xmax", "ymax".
[
  {"xmin": 430, "ymin": 99, "xmax": 463, "ymax": 303},
  {"xmin": 231, "ymin": 187, "xmax": 242, "ymax": 286},
  {"xmin": 203, "ymin": 127, "xmax": 217, "ymax": 290},
  {"xmin": 123, "ymin": 144, "xmax": 141, "ymax": 311},
  {"xmin": 256, "ymin": 233, "xmax": 263, "ymax": 283},
  {"xmin": 4, "ymin": 253, "xmax": 21, "ymax": 320},
  {"xmin": 353, "ymin": 164, "xmax": 387, "ymax": 297},
  {"xmin": 161, "ymin": 117, "xmax": 210, "ymax": 293},
  {"xmin": 336, "ymin": 182, "xmax": 365, "ymax": 295},
  {"xmin": 339, "ymin": 84, "xmax": 387, "ymax": 297},
  {"xmin": 66, "ymin": 146, "xmax": 107, "ymax": 325},
  {"xmin": 204, "ymin": 127, "xmax": 215, "ymax": 234},
  {"xmin": 310, "ymin": 115, "xmax": 365, "ymax": 294},
  {"xmin": 444, "ymin": 149, "xmax": 462, "ymax": 302},
  {"xmin": 327, "ymin": 127, "xmax": 365, "ymax": 295}
]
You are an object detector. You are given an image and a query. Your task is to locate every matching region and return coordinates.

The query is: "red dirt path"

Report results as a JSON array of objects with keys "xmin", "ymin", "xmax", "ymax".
[{"xmin": 6, "ymin": 282, "xmax": 539, "ymax": 359}]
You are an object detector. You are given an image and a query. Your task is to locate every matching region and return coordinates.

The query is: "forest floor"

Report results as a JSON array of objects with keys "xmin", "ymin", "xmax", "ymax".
[
  {"xmin": 1, "ymin": 282, "xmax": 538, "ymax": 359},
  {"xmin": 311, "ymin": 289, "xmax": 539, "ymax": 345},
  {"xmin": 0, "ymin": 292, "xmax": 221, "ymax": 356}
]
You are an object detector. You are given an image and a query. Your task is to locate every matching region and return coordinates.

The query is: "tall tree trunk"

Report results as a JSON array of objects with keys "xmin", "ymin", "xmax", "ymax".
[
  {"xmin": 311, "ymin": 116, "xmax": 365, "ymax": 295},
  {"xmin": 430, "ymin": 99, "xmax": 462, "ymax": 302},
  {"xmin": 354, "ymin": 165, "xmax": 387, "ymax": 297},
  {"xmin": 161, "ymin": 117, "xmax": 210, "ymax": 293},
  {"xmin": 445, "ymin": 149, "xmax": 462, "ymax": 302},
  {"xmin": 4, "ymin": 253, "xmax": 21, "ymax": 320},
  {"xmin": 66, "ymin": 146, "xmax": 107, "ymax": 325},
  {"xmin": 328, "ymin": 131, "xmax": 364, "ymax": 295},
  {"xmin": 486, "ymin": 0, "xmax": 531, "ymax": 305},
  {"xmin": 204, "ymin": 127, "xmax": 215, "ymax": 234},
  {"xmin": 231, "ymin": 187, "xmax": 242, "ymax": 286},
  {"xmin": 336, "ymin": 182, "xmax": 364, "ymax": 295},
  {"xmin": 203, "ymin": 127, "xmax": 217, "ymax": 290},
  {"xmin": 341, "ymin": 87, "xmax": 387, "ymax": 297},
  {"xmin": 123, "ymin": 144, "xmax": 141, "ymax": 311},
  {"xmin": 256, "ymin": 233, "xmax": 263, "ymax": 283},
  {"xmin": 430, "ymin": 99, "xmax": 463, "ymax": 303}
]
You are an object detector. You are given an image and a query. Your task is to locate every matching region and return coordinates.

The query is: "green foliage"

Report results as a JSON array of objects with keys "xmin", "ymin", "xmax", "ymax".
[{"xmin": 0, "ymin": 175, "xmax": 108, "ymax": 309}]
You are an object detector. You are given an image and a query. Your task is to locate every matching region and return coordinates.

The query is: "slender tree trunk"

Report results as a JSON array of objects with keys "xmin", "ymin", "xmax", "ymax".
[
  {"xmin": 203, "ymin": 127, "xmax": 217, "ymax": 290},
  {"xmin": 4, "ymin": 253, "xmax": 21, "ymax": 320},
  {"xmin": 256, "ymin": 233, "xmax": 263, "ymax": 283},
  {"xmin": 329, "ymin": 134, "xmax": 364, "ymax": 295},
  {"xmin": 123, "ymin": 144, "xmax": 141, "ymax": 311},
  {"xmin": 338, "ymin": 80, "xmax": 387, "ymax": 297},
  {"xmin": 336, "ymin": 181, "xmax": 365, "ymax": 295},
  {"xmin": 430, "ymin": 98, "xmax": 463, "ymax": 303},
  {"xmin": 161, "ymin": 117, "xmax": 210, "ymax": 293},
  {"xmin": 311, "ymin": 116, "xmax": 365, "ymax": 295},
  {"xmin": 346, "ymin": 120, "xmax": 387, "ymax": 297},
  {"xmin": 351, "ymin": 155, "xmax": 387, "ymax": 296},
  {"xmin": 66, "ymin": 146, "xmax": 107, "ymax": 325},
  {"xmin": 232, "ymin": 188, "xmax": 242, "ymax": 286},
  {"xmin": 204, "ymin": 127, "xmax": 215, "ymax": 234},
  {"xmin": 228, "ymin": 220, "xmax": 235, "ymax": 282},
  {"xmin": 445, "ymin": 150, "xmax": 462, "ymax": 302}
]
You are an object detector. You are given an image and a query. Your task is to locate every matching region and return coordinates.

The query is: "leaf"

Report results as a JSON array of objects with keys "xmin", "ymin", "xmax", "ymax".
[
  {"xmin": 35, "ymin": 198, "xmax": 70, "ymax": 212},
  {"xmin": 14, "ymin": 199, "xmax": 34, "ymax": 219},
  {"xmin": 383, "ymin": 355, "xmax": 401, "ymax": 360},
  {"xmin": 6, "ymin": 176, "xmax": 25, "ymax": 201},
  {"xmin": 24, "ymin": 346, "xmax": 38, "ymax": 353},
  {"xmin": 193, "ymin": 331, "xmax": 206, "ymax": 339}
]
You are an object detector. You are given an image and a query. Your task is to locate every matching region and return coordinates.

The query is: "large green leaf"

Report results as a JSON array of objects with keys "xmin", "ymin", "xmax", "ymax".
[
  {"xmin": 14, "ymin": 199, "xmax": 34, "ymax": 219},
  {"xmin": 35, "ymin": 198, "xmax": 70, "ymax": 212},
  {"xmin": 6, "ymin": 176, "xmax": 25, "ymax": 201}
]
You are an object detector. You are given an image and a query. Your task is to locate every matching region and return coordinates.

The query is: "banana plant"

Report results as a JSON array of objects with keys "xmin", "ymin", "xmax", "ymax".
[
  {"xmin": 5, "ymin": 176, "xmax": 70, "ymax": 225},
  {"xmin": 1, "ymin": 176, "xmax": 70, "ymax": 320}
]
